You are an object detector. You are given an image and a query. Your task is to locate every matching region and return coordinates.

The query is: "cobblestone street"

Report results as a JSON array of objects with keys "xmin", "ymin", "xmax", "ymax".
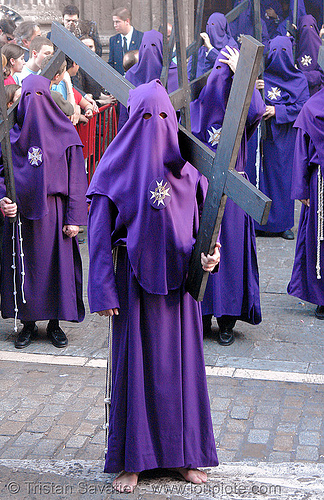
[{"xmin": 0, "ymin": 203, "xmax": 323, "ymax": 499}]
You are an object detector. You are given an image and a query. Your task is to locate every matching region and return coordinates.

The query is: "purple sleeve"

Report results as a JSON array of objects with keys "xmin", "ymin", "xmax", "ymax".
[
  {"xmin": 87, "ymin": 194, "xmax": 120, "ymax": 313},
  {"xmin": 64, "ymin": 145, "xmax": 88, "ymax": 226},
  {"xmin": 304, "ymin": 70, "xmax": 321, "ymax": 88},
  {"xmin": 246, "ymin": 88, "xmax": 266, "ymax": 139},
  {"xmin": 275, "ymin": 99, "xmax": 308, "ymax": 125},
  {"xmin": 117, "ymin": 104, "xmax": 129, "ymax": 132},
  {"xmin": 206, "ymin": 48, "xmax": 219, "ymax": 66},
  {"xmin": 291, "ymin": 128, "xmax": 311, "ymax": 200}
]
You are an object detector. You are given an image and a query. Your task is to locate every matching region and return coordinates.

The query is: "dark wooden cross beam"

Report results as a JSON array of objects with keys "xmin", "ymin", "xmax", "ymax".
[
  {"xmin": 253, "ymin": 0, "xmax": 262, "ymax": 42},
  {"xmin": 318, "ymin": 43, "xmax": 324, "ymax": 69},
  {"xmin": 161, "ymin": 0, "xmax": 192, "ymax": 128},
  {"xmin": 0, "ymin": 9, "xmax": 270, "ymax": 300},
  {"xmin": 292, "ymin": 0, "xmax": 298, "ymax": 26},
  {"xmin": 188, "ymin": 0, "xmax": 205, "ymax": 81},
  {"xmin": 160, "ymin": 0, "xmax": 205, "ymax": 84},
  {"xmin": 185, "ymin": 35, "xmax": 271, "ymax": 300},
  {"xmin": 225, "ymin": 0, "xmax": 249, "ymax": 24},
  {"xmin": 51, "ymin": 23, "xmax": 271, "ymax": 301}
]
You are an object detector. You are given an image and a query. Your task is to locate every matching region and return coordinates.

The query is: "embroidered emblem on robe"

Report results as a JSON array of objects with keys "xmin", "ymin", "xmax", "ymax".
[
  {"xmin": 148, "ymin": 178, "xmax": 172, "ymax": 209},
  {"xmin": 267, "ymin": 87, "xmax": 281, "ymax": 100},
  {"xmin": 28, "ymin": 147, "xmax": 43, "ymax": 167},
  {"xmin": 237, "ymin": 34, "xmax": 244, "ymax": 44},
  {"xmin": 301, "ymin": 55, "xmax": 312, "ymax": 67},
  {"xmin": 207, "ymin": 126, "xmax": 222, "ymax": 147}
]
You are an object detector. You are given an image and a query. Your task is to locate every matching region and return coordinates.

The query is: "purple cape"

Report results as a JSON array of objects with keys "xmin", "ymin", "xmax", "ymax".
[
  {"xmin": 294, "ymin": 86, "xmax": 324, "ymax": 169},
  {"xmin": 190, "ymin": 48, "xmax": 265, "ymax": 165},
  {"xmin": 187, "ymin": 13, "xmax": 237, "ymax": 79},
  {"xmin": 230, "ymin": 0, "xmax": 270, "ymax": 48},
  {"xmin": 261, "ymin": 0, "xmax": 284, "ymax": 38},
  {"xmin": 190, "ymin": 51, "xmax": 265, "ymax": 323},
  {"xmin": 0, "ymin": 75, "xmax": 87, "ymax": 323},
  {"xmin": 206, "ymin": 12, "xmax": 237, "ymax": 51},
  {"xmin": 88, "ymin": 80, "xmax": 198, "ymax": 295},
  {"xmin": 277, "ymin": 0, "xmax": 306, "ymax": 33},
  {"xmin": 125, "ymin": 30, "xmax": 178, "ymax": 92},
  {"xmin": 87, "ymin": 80, "xmax": 218, "ymax": 473},
  {"xmin": 296, "ymin": 15, "xmax": 324, "ymax": 96},
  {"xmin": 264, "ymin": 36, "xmax": 309, "ymax": 108},
  {"xmin": 8, "ymin": 74, "xmax": 83, "ymax": 220},
  {"xmin": 255, "ymin": 36, "xmax": 309, "ymax": 233},
  {"xmin": 190, "ymin": 50, "xmax": 233, "ymax": 147},
  {"xmin": 288, "ymin": 91, "xmax": 324, "ymax": 304},
  {"xmin": 118, "ymin": 30, "xmax": 178, "ymax": 130}
]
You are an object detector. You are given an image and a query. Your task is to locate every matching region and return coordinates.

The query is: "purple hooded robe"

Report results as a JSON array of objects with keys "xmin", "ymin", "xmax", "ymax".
[
  {"xmin": 255, "ymin": 36, "xmax": 309, "ymax": 234},
  {"xmin": 261, "ymin": 0, "xmax": 284, "ymax": 38},
  {"xmin": 190, "ymin": 49, "xmax": 265, "ymax": 324},
  {"xmin": 87, "ymin": 80, "xmax": 218, "ymax": 473},
  {"xmin": 187, "ymin": 13, "xmax": 237, "ymax": 80},
  {"xmin": 0, "ymin": 75, "xmax": 88, "ymax": 322},
  {"xmin": 118, "ymin": 30, "xmax": 178, "ymax": 130},
  {"xmin": 296, "ymin": 15, "xmax": 324, "ymax": 97},
  {"xmin": 304, "ymin": 0, "xmax": 323, "ymax": 28},
  {"xmin": 276, "ymin": 0, "xmax": 307, "ymax": 36},
  {"xmin": 288, "ymin": 87, "xmax": 324, "ymax": 305},
  {"xmin": 230, "ymin": 0, "xmax": 270, "ymax": 50}
]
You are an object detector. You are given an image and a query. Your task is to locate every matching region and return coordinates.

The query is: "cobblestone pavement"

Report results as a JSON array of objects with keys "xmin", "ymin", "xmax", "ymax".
[{"xmin": 0, "ymin": 203, "xmax": 323, "ymax": 499}]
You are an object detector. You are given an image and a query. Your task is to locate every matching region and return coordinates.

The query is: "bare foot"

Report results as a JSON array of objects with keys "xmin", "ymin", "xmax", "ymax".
[
  {"xmin": 112, "ymin": 471, "xmax": 139, "ymax": 493},
  {"xmin": 175, "ymin": 467, "xmax": 208, "ymax": 484}
]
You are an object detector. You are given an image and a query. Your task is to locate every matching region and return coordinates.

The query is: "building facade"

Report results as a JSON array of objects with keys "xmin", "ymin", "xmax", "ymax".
[{"xmin": 3, "ymin": 0, "xmax": 196, "ymax": 52}]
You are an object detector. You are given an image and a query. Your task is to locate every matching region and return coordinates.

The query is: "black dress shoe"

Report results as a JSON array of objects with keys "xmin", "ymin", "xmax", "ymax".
[
  {"xmin": 281, "ymin": 229, "xmax": 294, "ymax": 240},
  {"xmin": 15, "ymin": 323, "xmax": 38, "ymax": 349},
  {"xmin": 217, "ymin": 328, "xmax": 235, "ymax": 346},
  {"xmin": 315, "ymin": 305, "xmax": 324, "ymax": 320},
  {"xmin": 47, "ymin": 325, "xmax": 68, "ymax": 348}
]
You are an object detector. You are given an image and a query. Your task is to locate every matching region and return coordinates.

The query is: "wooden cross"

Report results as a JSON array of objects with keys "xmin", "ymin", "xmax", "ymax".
[
  {"xmin": 1, "ymin": 2, "xmax": 271, "ymax": 302},
  {"xmin": 225, "ymin": 0, "xmax": 262, "ymax": 42},
  {"xmin": 225, "ymin": 0, "xmax": 249, "ymax": 24},
  {"xmin": 318, "ymin": 42, "xmax": 324, "ymax": 69}
]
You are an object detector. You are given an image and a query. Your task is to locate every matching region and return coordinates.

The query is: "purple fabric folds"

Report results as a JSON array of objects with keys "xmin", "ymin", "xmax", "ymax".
[
  {"xmin": 230, "ymin": 0, "xmax": 270, "ymax": 48},
  {"xmin": 125, "ymin": 30, "xmax": 178, "ymax": 92},
  {"xmin": 190, "ymin": 50, "xmax": 233, "ymax": 147},
  {"xmin": 190, "ymin": 50, "xmax": 265, "ymax": 324},
  {"xmin": 264, "ymin": 36, "xmax": 309, "ymax": 108},
  {"xmin": 206, "ymin": 12, "xmax": 237, "ymax": 50},
  {"xmin": 88, "ymin": 80, "xmax": 197, "ymax": 295},
  {"xmin": 255, "ymin": 36, "xmax": 309, "ymax": 233},
  {"xmin": 87, "ymin": 80, "xmax": 218, "ymax": 473},
  {"xmin": 0, "ymin": 74, "xmax": 87, "ymax": 323},
  {"xmin": 296, "ymin": 15, "xmax": 324, "ymax": 96},
  {"xmin": 294, "ymin": 86, "xmax": 324, "ymax": 169},
  {"xmin": 8, "ymin": 74, "xmax": 83, "ymax": 220},
  {"xmin": 288, "ymin": 90, "xmax": 324, "ymax": 305},
  {"xmin": 187, "ymin": 13, "xmax": 237, "ymax": 79}
]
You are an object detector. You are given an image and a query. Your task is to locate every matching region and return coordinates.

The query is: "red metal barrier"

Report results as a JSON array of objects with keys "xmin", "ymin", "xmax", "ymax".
[{"xmin": 76, "ymin": 103, "xmax": 118, "ymax": 184}]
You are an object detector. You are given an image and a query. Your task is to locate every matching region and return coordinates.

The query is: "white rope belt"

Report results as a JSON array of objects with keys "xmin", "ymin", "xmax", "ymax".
[
  {"xmin": 11, "ymin": 214, "xmax": 26, "ymax": 332},
  {"xmin": 104, "ymin": 245, "xmax": 118, "ymax": 453},
  {"xmin": 317, "ymin": 166, "xmax": 324, "ymax": 280},
  {"xmin": 255, "ymin": 123, "xmax": 262, "ymax": 190}
]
